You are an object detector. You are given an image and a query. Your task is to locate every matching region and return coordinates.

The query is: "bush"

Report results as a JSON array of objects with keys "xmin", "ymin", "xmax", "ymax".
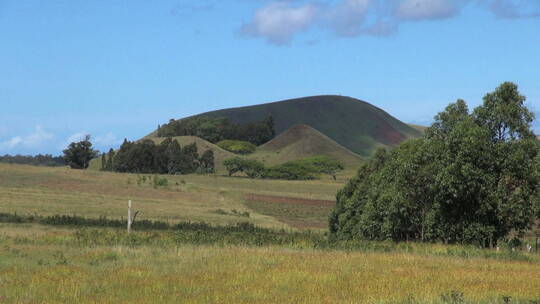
[
  {"xmin": 224, "ymin": 155, "xmax": 343, "ymax": 180},
  {"xmin": 217, "ymin": 140, "xmax": 256, "ymax": 155},
  {"xmin": 223, "ymin": 157, "xmax": 265, "ymax": 177},
  {"xmin": 263, "ymin": 163, "xmax": 318, "ymax": 180},
  {"xmin": 153, "ymin": 176, "xmax": 168, "ymax": 188}
]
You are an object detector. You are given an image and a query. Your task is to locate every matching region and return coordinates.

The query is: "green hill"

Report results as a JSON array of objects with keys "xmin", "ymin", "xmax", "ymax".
[
  {"xmin": 250, "ymin": 124, "xmax": 363, "ymax": 168},
  {"xmin": 160, "ymin": 95, "xmax": 421, "ymax": 157}
]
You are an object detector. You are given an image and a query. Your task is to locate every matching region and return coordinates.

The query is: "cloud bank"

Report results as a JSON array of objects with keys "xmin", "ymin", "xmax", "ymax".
[{"xmin": 240, "ymin": 0, "xmax": 539, "ymax": 45}]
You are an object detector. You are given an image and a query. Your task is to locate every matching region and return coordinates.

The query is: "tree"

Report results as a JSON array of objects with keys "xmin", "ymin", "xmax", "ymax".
[
  {"xmin": 330, "ymin": 83, "xmax": 540, "ymax": 246},
  {"xmin": 155, "ymin": 138, "xmax": 172, "ymax": 174},
  {"xmin": 179, "ymin": 143, "xmax": 199, "ymax": 174},
  {"xmin": 63, "ymin": 135, "xmax": 99, "ymax": 169},
  {"xmin": 198, "ymin": 150, "xmax": 215, "ymax": 173},
  {"xmin": 105, "ymin": 148, "xmax": 115, "ymax": 171},
  {"xmin": 166, "ymin": 139, "xmax": 182, "ymax": 174},
  {"xmin": 100, "ymin": 153, "xmax": 106, "ymax": 171}
]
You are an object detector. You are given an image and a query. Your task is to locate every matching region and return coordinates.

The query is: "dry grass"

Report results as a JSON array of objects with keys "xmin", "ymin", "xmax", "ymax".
[
  {"xmin": 1, "ymin": 225, "xmax": 540, "ymax": 303},
  {"xmin": 0, "ymin": 163, "xmax": 343, "ymax": 229}
]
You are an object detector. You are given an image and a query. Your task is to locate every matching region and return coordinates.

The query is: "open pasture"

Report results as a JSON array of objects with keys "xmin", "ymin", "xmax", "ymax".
[{"xmin": 0, "ymin": 163, "xmax": 342, "ymax": 230}]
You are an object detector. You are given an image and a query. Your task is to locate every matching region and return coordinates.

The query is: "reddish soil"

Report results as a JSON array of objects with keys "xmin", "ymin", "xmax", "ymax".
[
  {"xmin": 244, "ymin": 193, "xmax": 335, "ymax": 207},
  {"xmin": 373, "ymin": 114, "xmax": 406, "ymax": 146}
]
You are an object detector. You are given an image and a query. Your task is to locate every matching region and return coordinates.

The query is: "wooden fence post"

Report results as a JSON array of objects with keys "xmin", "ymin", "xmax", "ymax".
[{"xmin": 127, "ymin": 200, "xmax": 132, "ymax": 234}]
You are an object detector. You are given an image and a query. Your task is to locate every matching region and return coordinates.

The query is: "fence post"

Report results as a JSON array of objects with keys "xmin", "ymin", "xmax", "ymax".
[{"xmin": 127, "ymin": 200, "xmax": 132, "ymax": 234}]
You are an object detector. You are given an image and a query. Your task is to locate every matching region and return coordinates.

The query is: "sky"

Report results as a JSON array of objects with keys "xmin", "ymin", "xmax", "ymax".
[{"xmin": 1, "ymin": 0, "xmax": 539, "ymax": 155}]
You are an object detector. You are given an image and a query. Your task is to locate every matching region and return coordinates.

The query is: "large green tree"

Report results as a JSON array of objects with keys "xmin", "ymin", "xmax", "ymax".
[
  {"xmin": 330, "ymin": 83, "xmax": 540, "ymax": 246},
  {"xmin": 63, "ymin": 135, "xmax": 99, "ymax": 169}
]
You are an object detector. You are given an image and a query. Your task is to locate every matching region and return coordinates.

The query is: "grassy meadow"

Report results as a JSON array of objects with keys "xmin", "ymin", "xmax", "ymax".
[{"xmin": 2, "ymin": 163, "xmax": 540, "ymax": 303}]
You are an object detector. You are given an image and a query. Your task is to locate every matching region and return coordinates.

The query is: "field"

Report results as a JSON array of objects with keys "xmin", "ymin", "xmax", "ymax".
[{"xmin": 2, "ymin": 163, "xmax": 540, "ymax": 303}]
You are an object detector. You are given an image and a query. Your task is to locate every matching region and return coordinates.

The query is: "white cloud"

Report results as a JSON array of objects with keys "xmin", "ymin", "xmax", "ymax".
[
  {"xmin": 326, "ymin": 0, "xmax": 372, "ymax": 37},
  {"xmin": 0, "ymin": 125, "xmax": 54, "ymax": 151},
  {"xmin": 240, "ymin": 1, "xmax": 319, "ymax": 45},
  {"xmin": 395, "ymin": 0, "xmax": 459, "ymax": 20}
]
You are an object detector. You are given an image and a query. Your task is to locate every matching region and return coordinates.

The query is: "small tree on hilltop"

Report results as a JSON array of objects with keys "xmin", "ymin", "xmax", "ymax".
[{"xmin": 63, "ymin": 135, "xmax": 99, "ymax": 169}]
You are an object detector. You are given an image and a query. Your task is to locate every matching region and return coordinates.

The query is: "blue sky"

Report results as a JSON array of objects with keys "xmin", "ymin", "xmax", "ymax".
[{"xmin": 1, "ymin": 0, "xmax": 539, "ymax": 155}]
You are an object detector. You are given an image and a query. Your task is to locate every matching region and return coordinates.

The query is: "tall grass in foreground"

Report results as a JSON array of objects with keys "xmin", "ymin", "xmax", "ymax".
[
  {"xmin": 0, "ymin": 212, "xmax": 537, "ymax": 262},
  {"xmin": 1, "ymin": 226, "xmax": 540, "ymax": 303}
]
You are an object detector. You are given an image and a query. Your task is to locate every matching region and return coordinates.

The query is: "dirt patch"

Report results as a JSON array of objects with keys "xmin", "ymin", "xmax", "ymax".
[
  {"xmin": 244, "ymin": 194, "xmax": 334, "ymax": 207},
  {"xmin": 244, "ymin": 193, "xmax": 334, "ymax": 229}
]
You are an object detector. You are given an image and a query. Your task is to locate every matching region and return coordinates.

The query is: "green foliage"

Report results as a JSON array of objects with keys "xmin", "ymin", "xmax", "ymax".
[
  {"xmin": 331, "ymin": 82, "xmax": 540, "ymax": 246},
  {"xmin": 153, "ymin": 176, "xmax": 168, "ymax": 188},
  {"xmin": 110, "ymin": 138, "xmax": 213, "ymax": 175},
  {"xmin": 198, "ymin": 149, "xmax": 215, "ymax": 173},
  {"xmin": 63, "ymin": 135, "xmax": 99, "ymax": 169},
  {"xmin": 157, "ymin": 115, "xmax": 275, "ymax": 146},
  {"xmin": 223, "ymin": 157, "xmax": 265, "ymax": 178},
  {"xmin": 263, "ymin": 162, "xmax": 318, "ymax": 180},
  {"xmin": 217, "ymin": 140, "xmax": 256, "ymax": 154},
  {"xmin": 224, "ymin": 155, "xmax": 344, "ymax": 180}
]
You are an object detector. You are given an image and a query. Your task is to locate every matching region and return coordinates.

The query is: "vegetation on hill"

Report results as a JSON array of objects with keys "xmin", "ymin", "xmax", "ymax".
[
  {"xmin": 254, "ymin": 124, "xmax": 363, "ymax": 168},
  {"xmin": 330, "ymin": 82, "xmax": 540, "ymax": 247},
  {"xmin": 102, "ymin": 138, "xmax": 214, "ymax": 174},
  {"xmin": 174, "ymin": 95, "xmax": 421, "ymax": 157},
  {"xmin": 224, "ymin": 155, "xmax": 343, "ymax": 180},
  {"xmin": 0, "ymin": 154, "xmax": 65, "ymax": 166},
  {"xmin": 156, "ymin": 115, "xmax": 275, "ymax": 146},
  {"xmin": 216, "ymin": 139, "xmax": 256, "ymax": 155}
]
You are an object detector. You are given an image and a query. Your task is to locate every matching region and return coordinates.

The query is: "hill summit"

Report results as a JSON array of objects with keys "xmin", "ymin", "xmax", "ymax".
[{"xmin": 175, "ymin": 95, "xmax": 421, "ymax": 157}]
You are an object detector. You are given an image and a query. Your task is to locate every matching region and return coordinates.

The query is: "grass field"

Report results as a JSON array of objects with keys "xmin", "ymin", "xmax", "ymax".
[
  {"xmin": 0, "ymin": 163, "xmax": 343, "ymax": 229},
  {"xmin": 2, "ymin": 224, "xmax": 540, "ymax": 303},
  {"xmin": 2, "ymin": 163, "xmax": 540, "ymax": 303}
]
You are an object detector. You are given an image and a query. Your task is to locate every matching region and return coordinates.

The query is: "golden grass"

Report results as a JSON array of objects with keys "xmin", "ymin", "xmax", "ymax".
[
  {"xmin": 0, "ymin": 163, "xmax": 343, "ymax": 229},
  {"xmin": 1, "ymin": 226, "xmax": 540, "ymax": 303}
]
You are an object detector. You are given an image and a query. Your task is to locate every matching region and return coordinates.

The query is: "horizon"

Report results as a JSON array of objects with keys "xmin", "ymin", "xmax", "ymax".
[{"xmin": 1, "ymin": 0, "xmax": 539, "ymax": 155}]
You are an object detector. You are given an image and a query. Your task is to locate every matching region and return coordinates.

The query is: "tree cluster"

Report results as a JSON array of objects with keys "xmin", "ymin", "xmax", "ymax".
[
  {"xmin": 224, "ymin": 155, "xmax": 343, "ymax": 180},
  {"xmin": 102, "ymin": 138, "xmax": 214, "ymax": 174},
  {"xmin": 157, "ymin": 116, "xmax": 276, "ymax": 146},
  {"xmin": 330, "ymin": 82, "xmax": 540, "ymax": 246},
  {"xmin": 0, "ymin": 154, "xmax": 65, "ymax": 167}
]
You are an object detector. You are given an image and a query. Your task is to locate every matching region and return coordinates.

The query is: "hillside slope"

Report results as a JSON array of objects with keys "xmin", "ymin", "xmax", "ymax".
[
  {"xmin": 250, "ymin": 125, "xmax": 363, "ymax": 168},
  {"xmin": 168, "ymin": 95, "xmax": 421, "ymax": 157}
]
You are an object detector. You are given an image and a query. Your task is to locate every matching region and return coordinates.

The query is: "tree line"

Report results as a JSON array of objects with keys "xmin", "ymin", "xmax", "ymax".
[
  {"xmin": 330, "ymin": 82, "xmax": 540, "ymax": 247},
  {"xmin": 0, "ymin": 154, "xmax": 65, "ymax": 167},
  {"xmin": 100, "ymin": 138, "xmax": 214, "ymax": 174},
  {"xmin": 224, "ymin": 155, "xmax": 343, "ymax": 180},
  {"xmin": 157, "ymin": 116, "xmax": 276, "ymax": 146}
]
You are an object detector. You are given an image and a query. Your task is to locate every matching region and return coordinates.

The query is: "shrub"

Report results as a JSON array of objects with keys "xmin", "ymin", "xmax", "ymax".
[
  {"xmin": 262, "ymin": 163, "xmax": 318, "ymax": 180},
  {"xmin": 217, "ymin": 140, "xmax": 256, "ymax": 155},
  {"xmin": 223, "ymin": 157, "xmax": 265, "ymax": 177},
  {"xmin": 153, "ymin": 176, "xmax": 168, "ymax": 188}
]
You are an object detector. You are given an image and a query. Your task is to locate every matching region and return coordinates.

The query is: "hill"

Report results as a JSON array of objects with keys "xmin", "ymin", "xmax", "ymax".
[
  {"xmin": 160, "ymin": 95, "xmax": 422, "ymax": 157},
  {"xmin": 250, "ymin": 124, "xmax": 363, "ymax": 168}
]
